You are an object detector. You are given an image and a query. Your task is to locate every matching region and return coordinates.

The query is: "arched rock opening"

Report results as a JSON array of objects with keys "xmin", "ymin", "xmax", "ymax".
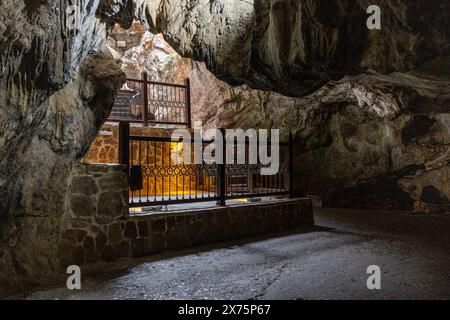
[{"xmin": 1, "ymin": 0, "xmax": 450, "ymax": 292}]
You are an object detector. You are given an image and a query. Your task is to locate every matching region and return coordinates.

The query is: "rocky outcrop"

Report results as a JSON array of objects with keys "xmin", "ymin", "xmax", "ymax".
[
  {"xmin": 137, "ymin": 0, "xmax": 450, "ymax": 96},
  {"xmin": 0, "ymin": 1, "xmax": 125, "ymax": 293},
  {"xmin": 109, "ymin": 25, "xmax": 450, "ymax": 212},
  {"xmin": 0, "ymin": 52, "xmax": 125, "ymax": 292},
  {"xmin": 196, "ymin": 71, "xmax": 450, "ymax": 212},
  {"xmin": 1, "ymin": 0, "xmax": 450, "ymax": 293},
  {"xmin": 115, "ymin": 2, "xmax": 450, "ymax": 212}
]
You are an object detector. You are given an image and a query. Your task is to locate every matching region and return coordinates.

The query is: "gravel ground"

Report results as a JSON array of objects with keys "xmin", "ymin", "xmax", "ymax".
[{"xmin": 28, "ymin": 208, "xmax": 450, "ymax": 300}]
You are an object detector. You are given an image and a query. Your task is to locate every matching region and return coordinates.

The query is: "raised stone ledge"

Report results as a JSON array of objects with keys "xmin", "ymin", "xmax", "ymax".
[{"xmin": 58, "ymin": 190, "xmax": 314, "ymax": 269}]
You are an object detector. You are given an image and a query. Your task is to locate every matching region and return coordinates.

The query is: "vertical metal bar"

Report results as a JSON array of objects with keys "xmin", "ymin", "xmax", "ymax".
[
  {"xmin": 161, "ymin": 141, "xmax": 165, "ymax": 201},
  {"xmin": 154, "ymin": 141, "xmax": 157, "ymax": 202},
  {"xmin": 170, "ymin": 86, "xmax": 173, "ymax": 123},
  {"xmin": 119, "ymin": 122, "xmax": 130, "ymax": 208},
  {"xmin": 169, "ymin": 141, "xmax": 172, "ymax": 200},
  {"xmin": 176, "ymin": 142, "xmax": 179, "ymax": 200},
  {"xmin": 142, "ymin": 72, "xmax": 149, "ymax": 126},
  {"xmin": 139, "ymin": 140, "xmax": 142, "ymax": 203},
  {"xmin": 278, "ymin": 147, "xmax": 282, "ymax": 192},
  {"xmin": 150, "ymin": 84, "xmax": 154, "ymax": 121},
  {"xmin": 119, "ymin": 122, "xmax": 130, "ymax": 168},
  {"xmin": 129, "ymin": 142, "xmax": 133, "ymax": 203},
  {"xmin": 288, "ymin": 133, "xmax": 294, "ymax": 197},
  {"xmin": 166, "ymin": 85, "xmax": 169, "ymax": 123},
  {"xmin": 218, "ymin": 128, "xmax": 226, "ymax": 206},
  {"xmin": 146, "ymin": 141, "xmax": 149, "ymax": 203},
  {"xmin": 157, "ymin": 85, "xmax": 161, "ymax": 123},
  {"xmin": 185, "ymin": 78, "xmax": 192, "ymax": 128},
  {"xmin": 177, "ymin": 87, "xmax": 181, "ymax": 123}
]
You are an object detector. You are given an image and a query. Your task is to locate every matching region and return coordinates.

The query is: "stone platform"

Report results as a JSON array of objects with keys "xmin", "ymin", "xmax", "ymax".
[{"xmin": 59, "ymin": 163, "xmax": 314, "ymax": 269}]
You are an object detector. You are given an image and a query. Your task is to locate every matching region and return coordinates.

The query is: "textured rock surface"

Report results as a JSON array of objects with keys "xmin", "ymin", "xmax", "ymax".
[
  {"xmin": 137, "ymin": 0, "xmax": 450, "ymax": 96},
  {"xmin": 1, "ymin": 0, "xmax": 450, "ymax": 293},
  {"xmin": 128, "ymin": 0, "xmax": 450, "ymax": 211},
  {"xmin": 0, "ymin": 1, "xmax": 125, "ymax": 292},
  {"xmin": 107, "ymin": 25, "xmax": 450, "ymax": 211}
]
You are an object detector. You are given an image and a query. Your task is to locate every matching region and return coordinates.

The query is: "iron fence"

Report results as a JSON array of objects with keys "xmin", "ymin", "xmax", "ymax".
[
  {"xmin": 119, "ymin": 124, "xmax": 293, "ymax": 208},
  {"xmin": 108, "ymin": 72, "xmax": 191, "ymax": 127}
]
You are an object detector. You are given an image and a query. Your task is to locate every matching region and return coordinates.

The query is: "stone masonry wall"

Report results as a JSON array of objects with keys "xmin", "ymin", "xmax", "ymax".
[
  {"xmin": 82, "ymin": 124, "xmax": 198, "ymax": 195},
  {"xmin": 58, "ymin": 162, "xmax": 314, "ymax": 270},
  {"xmin": 82, "ymin": 123, "xmax": 177, "ymax": 164},
  {"xmin": 58, "ymin": 163, "xmax": 129, "ymax": 268}
]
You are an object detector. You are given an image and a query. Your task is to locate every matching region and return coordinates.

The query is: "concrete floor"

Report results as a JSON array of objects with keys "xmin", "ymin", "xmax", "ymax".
[{"xmin": 29, "ymin": 208, "xmax": 450, "ymax": 300}]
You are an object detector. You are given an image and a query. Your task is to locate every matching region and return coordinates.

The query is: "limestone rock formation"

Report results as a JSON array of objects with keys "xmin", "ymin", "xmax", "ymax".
[
  {"xmin": 0, "ymin": 1, "xmax": 125, "ymax": 292},
  {"xmin": 125, "ymin": 1, "xmax": 450, "ymax": 211},
  {"xmin": 1, "ymin": 0, "xmax": 450, "ymax": 293},
  {"xmin": 110, "ymin": 25, "xmax": 450, "ymax": 212},
  {"xmin": 137, "ymin": 0, "xmax": 450, "ymax": 96}
]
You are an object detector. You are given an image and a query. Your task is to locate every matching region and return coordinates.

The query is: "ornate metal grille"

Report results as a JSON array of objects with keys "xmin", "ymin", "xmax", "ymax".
[
  {"xmin": 107, "ymin": 73, "xmax": 191, "ymax": 127},
  {"xmin": 120, "ymin": 125, "xmax": 293, "ymax": 208}
]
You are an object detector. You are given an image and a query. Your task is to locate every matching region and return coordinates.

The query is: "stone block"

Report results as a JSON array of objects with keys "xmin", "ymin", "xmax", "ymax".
[
  {"xmin": 166, "ymin": 231, "xmax": 190, "ymax": 251},
  {"xmin": 97, "ymin": 191, "xmax": 125, "ymax": 217},
  {"xmin": 100, "ymin": 245, "xmax": 115, "ymax": 262},
  {"xmin": 108, "ymin": 223, "xmax": 123, "ymax": 244},
  {"xmin": 131, "ymin": 239, "xmax": 147, "ymax": 257},
  {"xmin": 137, "ymin": 221, "xmax": 149, "ymax": 238},
  {"xmin": 176, "ymin": 215, "xmax": 187, "ymax": 224},
  {"xmin": 188, "ymin": 222, "xmax": 204, "ymax": 244},
  {"xmin": 58, "ymin": 240, "xmax": 76, "ymax": 268},
  {"xmin": 124, "ymin": 221, "xmax": 137, "ymax": 239},
  {"xmin": 70, "ymin": 194, "xmax": 95, "ymax": 217},
  {"xmin": 95, "ymin": 232, "xmax": 107, "ymax": 252},
  {"xmin": 112, "ymin": 241, "xmax": 130, "ymax": 259},
  {"xmin": 97, "ymin": 172, "xmax": 128, "ymax": 191},
  {"xmin": 61, "ymin": 229, "xmax": 77, "ymax": 244},
  {"xmin": 75, "ymin": 229, "xmax": 88, "ymax": 244},
  {"xmin": 215, "ymin": 211, "xmax": 230, "ymax": 226},
  {"xmin": 83, "ymin": 236, "xmax": 99, "ymax": 263},
  {"xmin": 72, "ymin": 245, "xmax": 85, "ymax": 265},
  {"xmin": 71, "ymin": 175, "xmax": 98, "ymax": 195},
  {"xmin": 149, "ymin": 233, "xmax": 165, "ymax": 253},
  {"xmin": 151, "ymin": 219, "xmax": 166, "ymax": 233},
  {"xmin": 70, "ymin": 217, "xmax": 92, "ymax": 229},
  {"xmin": 95, "ymin": 216, "xmax": 114, "ymax": 225},
  {"xmin": 166, "ymin": 216, "xmax": 176, "ymax": 230}
]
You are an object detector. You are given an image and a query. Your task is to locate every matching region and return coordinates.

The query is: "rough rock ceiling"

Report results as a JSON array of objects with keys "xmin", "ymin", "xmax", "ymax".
[
  {"xmin": 0, "ymin": 0, "xmax": 450, "ymax": 290},
  {"xmin": 134, "ymin": 0, "xmax": 450, "ymax": 95}
]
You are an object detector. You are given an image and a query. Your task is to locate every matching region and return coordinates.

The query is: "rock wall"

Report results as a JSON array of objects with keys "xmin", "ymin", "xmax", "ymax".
[
  {"xmin": 1, "ymin": 0, "xmax": 450, "ymax": 292},
  {"xmin": 0, "ymin": 52, "xmax": 125, "ymax": 293},
  {"xmin": 0, "ymin": 1, "xmax": 127, "ymax": 293},
  {"xmin": 137, "ymin": 0, "xmax": 450, "ymax": 96},
  {"xmin": 60, "ymin": 163, "xmax": 129, "ymax": 267},
  {"xmin": 123, "ymin": 1, "xmax": 450, "ymax": 211},
  {"xmin": 105, "ymin": 23, "xmax": 450, "ymax": 212}
]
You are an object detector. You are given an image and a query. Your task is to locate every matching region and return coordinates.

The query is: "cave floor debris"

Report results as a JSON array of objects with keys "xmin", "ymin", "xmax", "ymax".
[{"xmin": 28, "ymin": 208, "xmax": 450, "ymax": 300}]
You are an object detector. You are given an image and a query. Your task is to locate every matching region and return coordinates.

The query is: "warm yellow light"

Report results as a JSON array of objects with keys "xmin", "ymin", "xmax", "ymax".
[
  {"xmin": 170, "ymin": 141, "xmax": 184, "ymax": 164},
  {"xmin": 235, "ymin": 198, "xmax": 250, "ymax": 203},
  {"xmin": 130, "ymin": 207, "xmax": 143, "ymax": 213}
]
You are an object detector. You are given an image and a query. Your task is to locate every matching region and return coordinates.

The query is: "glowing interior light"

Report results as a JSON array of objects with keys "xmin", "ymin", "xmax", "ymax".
[{"xmin": 130, "ymin": 207, "xmax": 143, "ymax": 214}]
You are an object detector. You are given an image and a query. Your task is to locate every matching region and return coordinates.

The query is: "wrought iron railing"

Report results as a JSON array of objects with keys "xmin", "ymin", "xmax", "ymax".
[
  {"xmin": 118, "ymin": 123, "xmax": 293, "ymax": 208},
  {"xmin": 108, "ymin": 72, "xmax": 191, "ymax": 127}
]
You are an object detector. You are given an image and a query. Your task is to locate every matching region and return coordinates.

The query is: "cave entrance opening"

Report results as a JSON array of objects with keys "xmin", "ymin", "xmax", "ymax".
[{"xmin": 81, "ymin": 20, "xmax": 293, "ymax": 214}]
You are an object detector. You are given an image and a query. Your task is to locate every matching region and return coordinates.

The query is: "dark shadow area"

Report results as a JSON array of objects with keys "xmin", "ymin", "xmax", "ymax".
[
  {"xmin": 325, "ymin": 176, "xmax": 415, "ymax": 210},
  {"xmin": 4, "ymin": 225, "xmax": 330, "ymax": 299}
]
